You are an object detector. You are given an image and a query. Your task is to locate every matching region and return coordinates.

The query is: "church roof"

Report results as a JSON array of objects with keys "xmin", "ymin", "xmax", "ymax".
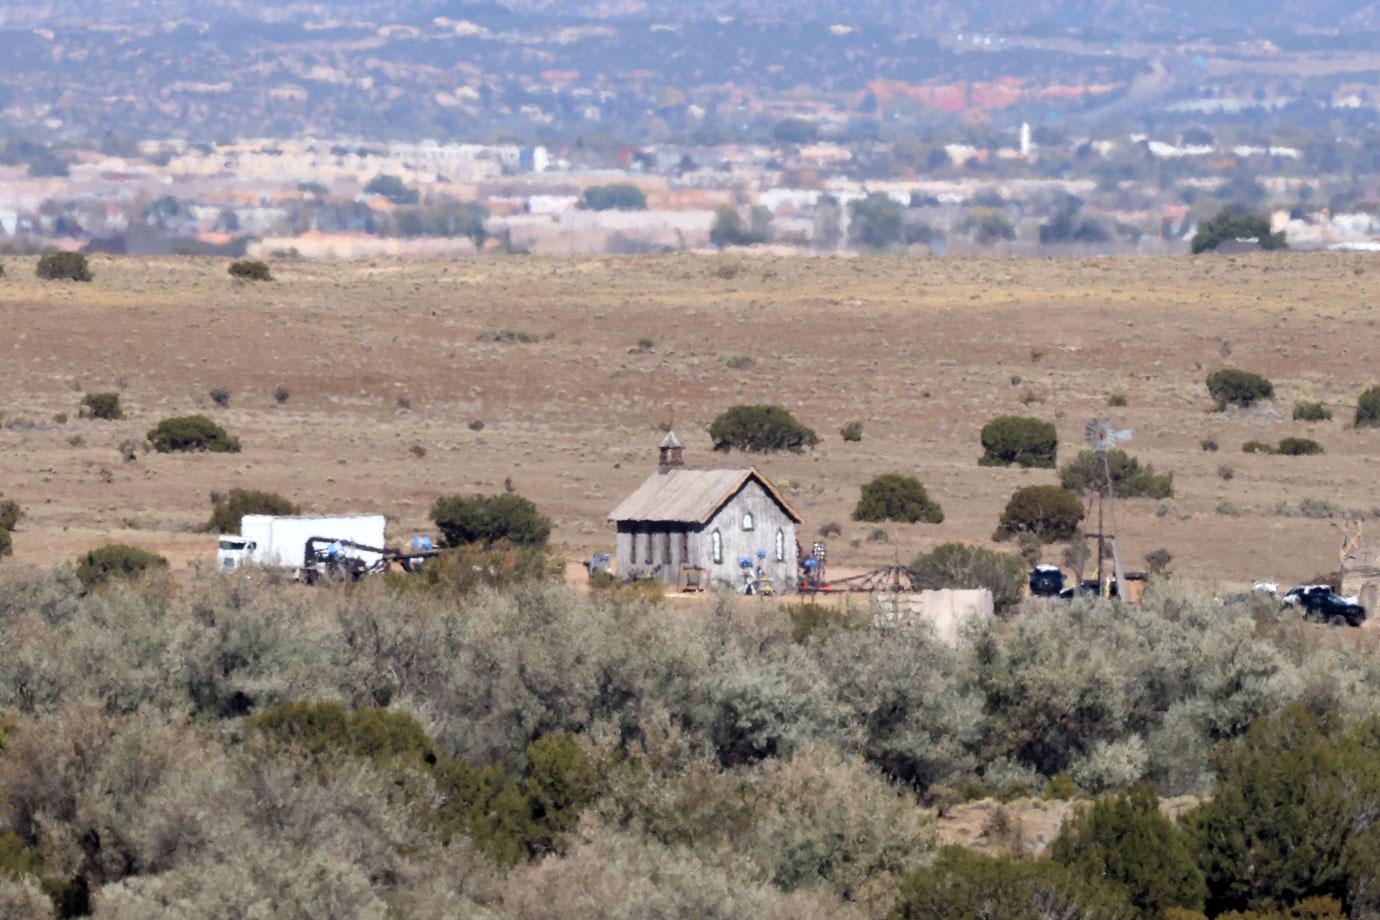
[{"xmin": 608, "ymin": 467, "xmax": 802, "ymax": 525}]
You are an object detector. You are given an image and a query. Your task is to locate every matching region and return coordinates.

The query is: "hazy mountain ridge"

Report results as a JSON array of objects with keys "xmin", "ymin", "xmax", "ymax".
[
  {"xmin": 0, "ymin": 0, "xmax": 1377, "ymax": 144},
  {"xmin": 7, "ymin": 0, "xmax": 1380, "ymax": 35}
]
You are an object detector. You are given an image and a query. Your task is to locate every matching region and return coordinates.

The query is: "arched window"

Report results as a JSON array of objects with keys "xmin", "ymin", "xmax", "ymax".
[
  {"xmin": 775, "ymin": 528, "xmax": 785, "ymax": 562},
  {"xmin": 742, "ymin": 511, "xmax": 754, "ymax": 531},
  {"xmin": 711, "ymin": 530, "xmax": 723, "ymax": 564}
]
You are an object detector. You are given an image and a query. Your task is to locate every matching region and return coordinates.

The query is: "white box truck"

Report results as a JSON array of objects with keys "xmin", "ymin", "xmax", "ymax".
[{"xmin": 218, "ymin": 514, "xmax": 387, "ymax": 578}]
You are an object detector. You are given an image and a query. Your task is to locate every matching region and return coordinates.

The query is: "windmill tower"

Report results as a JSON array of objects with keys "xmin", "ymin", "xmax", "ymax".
[{"xmin": 1085, "ymin": 418, "xmax": 1133, "ymax": 597}]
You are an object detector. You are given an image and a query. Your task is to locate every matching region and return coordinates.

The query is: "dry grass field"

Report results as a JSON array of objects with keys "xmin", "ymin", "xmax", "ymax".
[{"xmin": 1, "ymin": 251, "xmax": 1377, "ymax": 588}]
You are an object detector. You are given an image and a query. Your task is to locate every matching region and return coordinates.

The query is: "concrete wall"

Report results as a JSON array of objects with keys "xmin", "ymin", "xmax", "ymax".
[
  {"xmin": 870, "ymin": 589, "xmax": 994, "ymax": 646},
  {"xmin": 1361, "ymin": 582, "xmax": 1380, "ymax": 619}
]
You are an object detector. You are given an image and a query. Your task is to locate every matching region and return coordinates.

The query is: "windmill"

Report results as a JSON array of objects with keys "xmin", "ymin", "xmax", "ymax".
[{"xmin": 1085, "ymin": 418, "xmax": 1133, "ymax": 597}]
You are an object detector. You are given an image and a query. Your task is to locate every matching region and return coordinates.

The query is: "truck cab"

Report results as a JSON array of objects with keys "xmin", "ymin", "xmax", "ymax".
[{"xmin": 218, "ymin": 537, "xmax": 255, "ymax": 571}]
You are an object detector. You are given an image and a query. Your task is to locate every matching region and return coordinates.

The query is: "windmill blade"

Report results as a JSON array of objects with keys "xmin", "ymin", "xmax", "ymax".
[
  {"xmin": 1085, "ymin": 417, "xmax": 1112, "ymax": 450},
  {"xmin": 1086, "ymin": 417, "xmax": 1133, "ymax": 453}
]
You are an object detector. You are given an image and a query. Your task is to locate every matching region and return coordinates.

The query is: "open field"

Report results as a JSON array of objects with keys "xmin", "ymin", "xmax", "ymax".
[{"xmin": 1, "ymin": 251, "xmax": 1377, "ymax": 588}]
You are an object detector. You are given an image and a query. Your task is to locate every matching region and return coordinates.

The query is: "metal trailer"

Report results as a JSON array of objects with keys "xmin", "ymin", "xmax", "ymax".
[{"xmin": 301, "ymin": 536, "xmax": 447, "ymax": 582}]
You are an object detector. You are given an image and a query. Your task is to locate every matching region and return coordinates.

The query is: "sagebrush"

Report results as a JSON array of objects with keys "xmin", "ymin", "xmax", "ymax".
[{"xmin": 0, "ymin": 570, "xmax": 1377, "ymax": 917}]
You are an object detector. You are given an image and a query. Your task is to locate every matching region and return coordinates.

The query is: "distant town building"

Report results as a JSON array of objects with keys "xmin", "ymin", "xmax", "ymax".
[{"xmin": 519, "ymin": 146, "xmax": 550, "ymax": 172}]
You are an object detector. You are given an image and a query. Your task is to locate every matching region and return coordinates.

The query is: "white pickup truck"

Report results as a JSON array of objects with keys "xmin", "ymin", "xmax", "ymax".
[{"xmin": 218, "ymin": 514, "xmax": 386, "ymax": 579}]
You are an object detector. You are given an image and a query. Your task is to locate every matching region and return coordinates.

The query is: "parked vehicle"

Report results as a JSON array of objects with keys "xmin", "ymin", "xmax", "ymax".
[
  {"xmin": 1029, "ymin": 565, "xmax": 1065, "ymax": 598},
  {"xmin": 1059, "ymin": 580, "xmax": 1102, "ymax": 600},
  {"xmin": 1280, "ymin": 584, "xmax": 1332, "ymax": 607},
  {"xmin": 1282, "ymin": 584, "xmax": 1366, "ymax": 627},
  {"xmin": 218, "ymin": 514, "xmax": 386, "ymax": 579}
]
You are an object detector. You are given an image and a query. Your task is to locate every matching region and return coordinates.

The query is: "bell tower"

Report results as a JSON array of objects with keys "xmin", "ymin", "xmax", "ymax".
[{"xmin": 658, "ymin": 430, "xmax": 685, "ymax": 473}]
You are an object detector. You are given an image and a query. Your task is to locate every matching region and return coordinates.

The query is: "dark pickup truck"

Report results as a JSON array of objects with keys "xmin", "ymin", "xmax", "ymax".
[{"xmin": 1282, "ymin": 585, "xmax": 1367, "ymax": 627}]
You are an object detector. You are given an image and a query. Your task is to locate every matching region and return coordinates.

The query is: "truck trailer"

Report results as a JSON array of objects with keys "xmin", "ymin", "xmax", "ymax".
[{"xmin": 218, "ymin": 514, "xmax": 387, "ymax": 578}]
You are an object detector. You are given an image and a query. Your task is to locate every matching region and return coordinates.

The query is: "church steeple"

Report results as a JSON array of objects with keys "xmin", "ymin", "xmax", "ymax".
[{"xmin": 658, "ymin": 430, "xmax": 685, "ymax": 473}]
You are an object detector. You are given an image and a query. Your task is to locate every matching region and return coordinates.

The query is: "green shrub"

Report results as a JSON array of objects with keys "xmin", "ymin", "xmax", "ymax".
[
  {"xmin": 0, "ymin": 832, "xmax": 87, "ymax": 915},
  {"xmin": 362, "ymin": 173, "xmax": 418, "ymax": 204},
  {"xmin": 401, "ymin": 542, "xmax": 559, "ymax": 595},
  {"xmin": 430, "ymin": 492, "xmax": 552, "ymax": 547},
  {"xmin": 1242, "ymin": 440, "xmax": 1276, "ymax": 455},
  {"xmin": 0, "ymin": 832, "xmax": 44, "ymax": 880},
  {"xmin": 0, "ymin": 499, "xmax": 20, "ymax": 533},
  {"xmin": 709, "ymin": 204, "xmax": 773, "ymax": 247},
  {"xmin": 1145, "ymin": 548, "xmax": 1174, "ymax": 574},
  {"xmin": 840, "ymin": 420, "xmax": 864, "ymax": 442},
  {"xmin": 1186, "ymin": 707, "xmax": 1380, "ymax": 916},
  {"xmin": 1052, "ymin": 785, "xmax": 1206, "ymax": 917},
  {"xmin": 35, "ymin": 251, "xmax": 92, "ymax": 282},
  {"xmin": 207, "ymin": 488, "xmax": 301, "ymax": 534},
  {"xmin": 853, "ymin": 474, "xmax": 943, "ymax": 524},
  {"xmin": 577, "ymin": 183, "xmax": 647, "ymax": 211},
  {"xmin": 80, "ymin": 392, "xmax": 123, "ymax": 420},
  {"xmin": 249, "ymin": 701, "xmax": 597, "ymax": 866},
  {"xmin": 1277, "ymin": 437, "xmax": 1324, "ymax": 456},
  {"xmin": 962, "ymin": 207, "xmax": 1017, "ymax": 245},
  {"xmin": 522, "ymin": 733, "xmax": 601, "ymax": 855},
  {"xmin": 848, "ymin": 193, "xmax": 905, "ymax": 249},
  {"xmin": 911, "ymin": 542, "xmax": 1026, "ymax": 612},
  {"xmin": 1293, "ymin": 401, "xmax": 1332, "ymax": 422},
  {"xmin": 979, "ymin": 416, "xmax": 1058, "ymax": 469},
  {"xmin": 784, "ymin": 602, "xmax": 854, "ymax": 643},
  {"xmin": 432, "ymin": 758, "xmax": 535, "ymax": 866},
  {"xmin": 0, "ymin": 528, "xmax": 10, "ymax": 559},
  {"xmin": 74, "ymin": 544, "xmax": 168, "ymax": 590},
  {"xmin": 1356, "ymin": 385, "xmax": 1380, "ymax": 428},
  {"xmin": 1058, "ymin": 449, "xmax": 1173, "ymax": 499},
  {"xmin": 888, "ymin": 846, "xmax": 1132, "ymax": 920},
  {"xmin": 1107, "ymin": 392, "xmax": 1128, "ymax": 408},
  {"xmin": 447, "ymin": 733, "xmax": 598, "ymax": 864},
  {"xmin": 709, "ymin": 404, "xmax": 818, "ymax": 453},
  {"xmin": 146, "ymin": 415, "xmax": 240, "ymax": 453},
  {"xmin": 247, "ymin": 700, "xmax": 435, "ymax": 767},
  {"xmin": 1190, "ymin": 208, "xmax": 1287, "ymax": 254},
  {"xmin": 1207, "ymin": 368, "xmax": 1274, "ymax": 409},
  {"xmin": 228, "ymin": 259, "xmax": 271, "ymax": 281},
  {"xmin": 1043, "ymin": 774, "xmax": 1081, "ymax": 800},
  {"xmin": 994, "ymin": 485, "xmax": 1084, "ymax": 543},
  {"xmin": 477, "ymin": 328, "xmax": 542, "ymax": 343}
]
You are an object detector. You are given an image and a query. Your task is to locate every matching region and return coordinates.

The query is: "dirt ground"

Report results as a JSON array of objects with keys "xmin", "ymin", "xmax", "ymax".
[
  {"xmin": 935, "ymin": 795, "xmax": 1202, "ymax": 858},
  {"xmin": 1, "ymin": 251, "xmax": 1377, "ymax": 589}
]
